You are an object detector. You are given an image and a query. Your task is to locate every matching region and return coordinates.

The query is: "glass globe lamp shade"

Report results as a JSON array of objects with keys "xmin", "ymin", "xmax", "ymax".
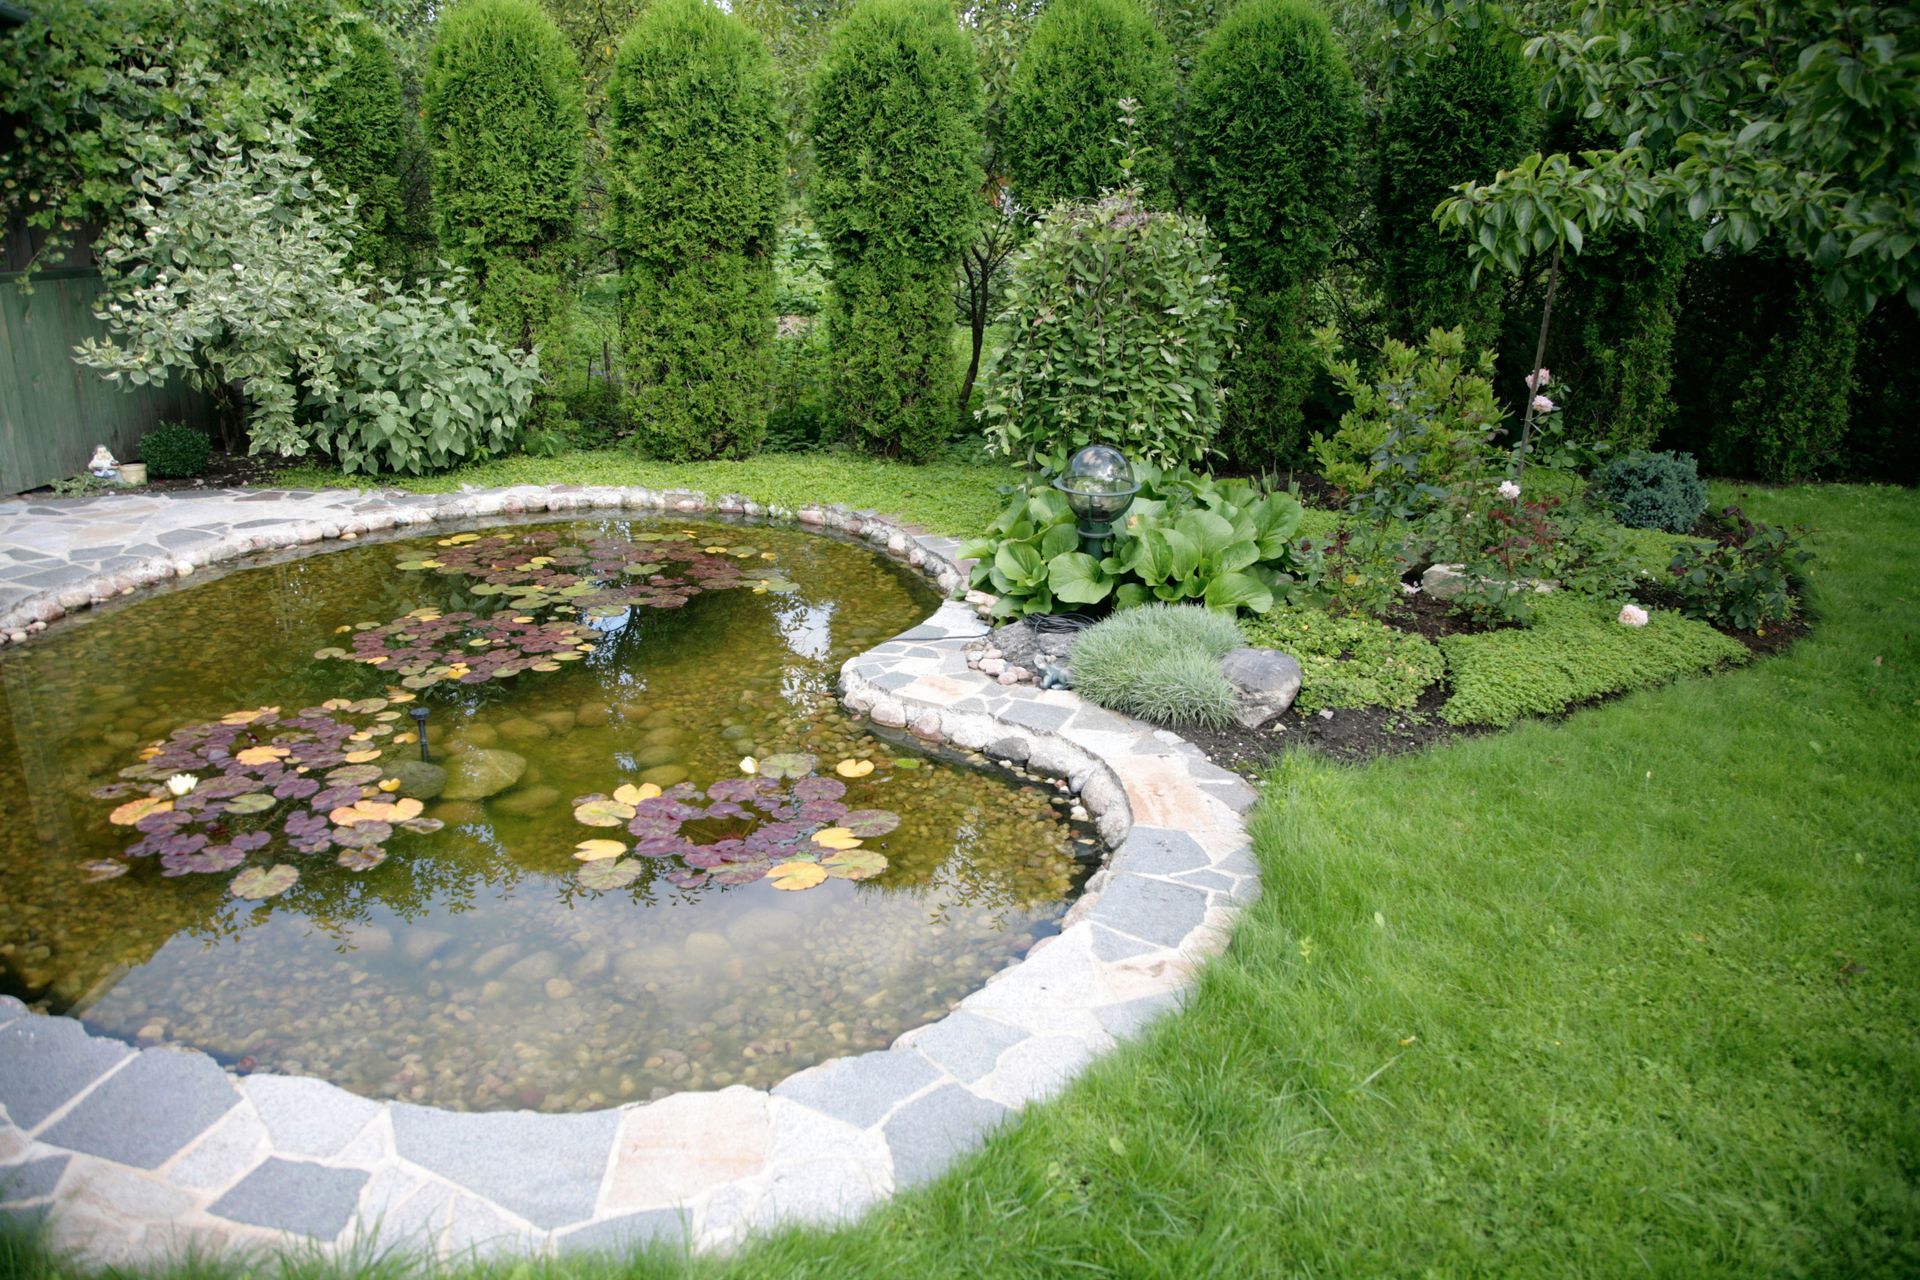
[{"xmin": 1053, "ymin": 444, "xmax": 1139, "ymax": 525}]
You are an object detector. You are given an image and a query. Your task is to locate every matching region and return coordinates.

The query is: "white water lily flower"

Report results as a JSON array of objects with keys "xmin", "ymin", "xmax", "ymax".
[
  {"xmin": 739, "ymin": 756, "xmax": 758, "ymax": 775},
  {"xmin": 166, "ymin": 773, "xmax": 198, "ymax": 797}
]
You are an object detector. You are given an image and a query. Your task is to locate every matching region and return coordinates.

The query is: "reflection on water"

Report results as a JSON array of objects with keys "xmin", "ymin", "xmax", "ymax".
[{"xmin": 0, "ymin": 518, "xmax": 1094, "ymax": 1110}]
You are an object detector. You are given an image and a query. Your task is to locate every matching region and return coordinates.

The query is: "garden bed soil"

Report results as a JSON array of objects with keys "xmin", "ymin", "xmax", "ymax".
[{"xmin": 26, "ymin": 449, "xmax": 283, "ymax": 498}]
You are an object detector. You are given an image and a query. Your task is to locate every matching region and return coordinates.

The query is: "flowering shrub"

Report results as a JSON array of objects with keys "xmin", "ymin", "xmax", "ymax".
[{"xmin": 1665, "ymin": 506, "xmax": 1812, "ymax": 630}]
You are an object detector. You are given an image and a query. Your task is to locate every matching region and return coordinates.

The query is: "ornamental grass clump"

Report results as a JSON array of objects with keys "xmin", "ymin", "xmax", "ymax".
[{"xmin": 1071, "ymin": 604, "xmax": 1244, "ymax": 729}]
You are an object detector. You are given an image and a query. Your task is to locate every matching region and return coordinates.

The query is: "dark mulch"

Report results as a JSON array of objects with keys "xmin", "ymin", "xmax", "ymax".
[
  {"xmin": 1377, "ymin": 589, "xmax": 1514, "ymax": 642},
  {"xmin": 1182, "ymin": 682, "xmax": 1482, "ymax": 775},
  {"xmin": 1632, "ymin": 580, "xmax": 1812, "ymax": 657},
  {"xmin": 25, "ymin": 450, "xmax": 283, "ymax": 498}
]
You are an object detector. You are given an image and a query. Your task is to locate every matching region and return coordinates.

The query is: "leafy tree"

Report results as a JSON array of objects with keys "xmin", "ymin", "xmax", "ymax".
[
  {"xmin": 0, "ymin": 0, "xmax": 358, "ymax": 277},
  {"xmin": 1183, "ymin": 0, "xmax": 1360, "ymax": 467},
  {"xmin": 309, "ymin": 19, "xmax": 420, "ymax": 276},
  {"xmin": 1429, "ymin": 0, "xmax": 1920, "ymax": 313},
  {"xmin": 73, "ymin": 129, "xmax": 538, "ymax": 473},
  {"xmin": 1377, "ymin": 18, "xmax": 1533, "ymax": 350},
  {"xmin": 424, "ymin": 0, "xmax": 586, "ymax": 356},
  {"xmin": 981, "ymin": 149, "xmax": 1237, "ymax": 472},
  {"xmin": 1002, "ymin": 0, "xmax": 1177, "ymax": 209},
  {"xmin": 732, "ymin": 0, "xmax": 853, "ymax": 190},
  {"xmin": 807, "ymin": 0, "xmax": 983, "ymax": 460},
  {"xmin": 608, "ymin": 0, "xmax": 784, "ymax": 459}
]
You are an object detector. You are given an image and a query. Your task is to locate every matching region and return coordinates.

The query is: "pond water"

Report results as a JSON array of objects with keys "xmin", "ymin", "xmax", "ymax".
[{"xmin": 0, "ymin": 518, "xmax": 1095, "ymax": 1111}]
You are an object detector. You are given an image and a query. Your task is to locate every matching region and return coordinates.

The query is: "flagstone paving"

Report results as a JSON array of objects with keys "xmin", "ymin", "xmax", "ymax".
[{"xmin": 0, "ymin": 484, "xmax": 1258, "ymax": 1267}]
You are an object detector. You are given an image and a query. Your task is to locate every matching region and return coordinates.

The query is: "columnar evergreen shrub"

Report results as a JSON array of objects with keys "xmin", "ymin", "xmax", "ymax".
[
  {"xmin": 1377, "ymin": 22, "xmax": 1533, "ymax": 351},
  {"xmin": 1184, "ymin": 0, "xmax": 1359, "ymax": 467},
  {"xmin": 981, "ymin": 183, "xmax": 1236, "ymax": 472},
  {"xmin": 1542, "ymin": 224, "xmax": 1692, "ymax": 450},
  {"xmin": 424, "ymin": 0, "xmax": 586, "ymax": 356},
  {"xmin": 1001, "ymin": 0, "xmax": 1177, "ymax": 209},
  {"xmin": 609, "ymin": 0, "xmax": 784, "ymax": 460},
  {"xmin": 308, "ymin": 20, "xmax": 415, "ymax": 277},
  {"xmin": 807, "ymin": 0, "xmax": 983, "ymax": 460}
]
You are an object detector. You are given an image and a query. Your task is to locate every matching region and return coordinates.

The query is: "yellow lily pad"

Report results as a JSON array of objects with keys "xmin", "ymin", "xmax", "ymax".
[
  {"xmin": 766, "ymin": 860, "xmax": 827, "ymax": 891},
  {"xmin": 810, "ymin": 827, "xmax": 863, "ymax": 851},
  {"xmin": 612, "ymin": 782, "xmax": 661, "ymax": 806},
  {"xmin": 574, "ymin": 798, "xmax": 636, "ymax": 827},
  {"xmin": 834, "ymin": 758, "xmax": 875, "ymax": 778},
  {"xmin": 109, "ymin": 796, "xmax": 172, "ymax": 826},
  {"xmin": 574, "ymin": 839, "xmax": 627, "ymax": 861}
]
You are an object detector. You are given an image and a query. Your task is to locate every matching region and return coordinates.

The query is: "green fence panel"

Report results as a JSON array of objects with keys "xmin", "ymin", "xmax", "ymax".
[{"xmin": 0, "ymin": 269, "xmax": 210, "ymax": 493}]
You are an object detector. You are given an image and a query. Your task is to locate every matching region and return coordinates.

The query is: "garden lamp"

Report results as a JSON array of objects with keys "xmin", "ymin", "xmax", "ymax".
[
  {"xmin": 410, "ymin": 705, "xmax": 431, "ymax": 762},
  {"xmin": 1053, "ymin": 444, "xmax": 1139, "ymax": 555}
]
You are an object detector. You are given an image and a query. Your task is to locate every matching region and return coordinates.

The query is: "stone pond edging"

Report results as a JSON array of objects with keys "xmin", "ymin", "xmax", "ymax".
[{"xmin": 0, "ymin": 484, "xmax": 1259, "ymax": 1268}]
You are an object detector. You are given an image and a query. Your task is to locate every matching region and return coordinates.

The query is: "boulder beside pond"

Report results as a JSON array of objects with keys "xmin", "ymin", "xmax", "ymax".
[{"xmin": 1220, "ymin": 647, "xmax": 1303, "ymax": 729}]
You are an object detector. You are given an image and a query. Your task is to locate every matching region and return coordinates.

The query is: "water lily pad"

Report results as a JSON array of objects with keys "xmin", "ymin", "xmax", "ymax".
[
  {"xmin": 336, "ymin": 848, "xmax": 387, "ymax": 871},
  {"xmin": 839, "ymin": 809, "xmax": 902, "ymax": 838},
  {"xmin": 342, "ymin": 749, "xmax": 383, "ymax": 764},
  {"xmin": 223, "ymin": 792, "xmax": 276, "ymax": 815},
  {"xmin": 810, "ymin": 827, "xmax": 864, "ymax": 852},
  {"xmin": 758, "ymin": 752, "xmax": 816, "ymax": 779},
  {"xmin": 231, "ymin": 864, "xmax": 298, "ymax": 899},
  {"xmin": 399, "ymin": 817, "xmax": 445, "ymax": 834},
  {"xmin": 574, "ymin": 797, "xmax": 636, "ymax": 827},
  {"xmin": 326, "ymin": 764, "xmax": 385, "ymax": 786},
  {"xmin": 612, "ymin": 782, "xmax": 661, "ymax": 806},
  {"xmin": 890, "ymin": 758, "xmax": 922, "ymax": 770},
  {"xmin": 790, "ymin": 776, "xmax": 846, "ymax": 803},
  {"xmin": 765, "ymin": 860, "xmax": 827, "ymax": 891},
  {"xmin": 78, "ymin": 859, "xmax": 129, "ymax": 882},
  {"xmin": 578, "ymin": 858, "xmax": 642, "ymax": 890},
  {"xmin": 574, "ymin": 838, "xmax": 627, "ymax": 861},
  {"xmin": 834, "ymin": 758, "xmax": 875, "ymax": 778},
  {"xmin": 109, "ymin": 796, "xmax": 171, "ymax": 826},
  {"xmin": 822, "ymin": 849, "xmax": 888, "ymax": 880},
  {"xmin": 330, "ymin": 797, "xmax": 424, "ymax": 827}
]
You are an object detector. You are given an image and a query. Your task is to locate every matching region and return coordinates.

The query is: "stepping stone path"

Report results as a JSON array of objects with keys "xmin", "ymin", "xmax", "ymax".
[{"xmin": 0, "ymin": 484, "xmax": 1258, "ymax": 1266}]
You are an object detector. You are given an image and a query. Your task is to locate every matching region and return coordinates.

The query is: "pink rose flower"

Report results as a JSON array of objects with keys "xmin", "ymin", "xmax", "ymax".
[
  {"xmin": 1526, "ymin": 368, "xmax": 1551, "ymax": 391},
  {"xmin": 1531, "ymin": 394, "xmax": 1555, "ymax": 414},
  {"xmin": 1497, "ymin": 479, "xmax": 1521, "ymax": 500},
  {"xmin": 1618, "ymin": 604, "xmax": 1649, "ymax": 628}
]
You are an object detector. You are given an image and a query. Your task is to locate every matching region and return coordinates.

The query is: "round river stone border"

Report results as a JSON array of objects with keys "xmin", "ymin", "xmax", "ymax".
[{"xmin": 0, "ymin": 485, "xmax": 1258, "ymax": 1268}]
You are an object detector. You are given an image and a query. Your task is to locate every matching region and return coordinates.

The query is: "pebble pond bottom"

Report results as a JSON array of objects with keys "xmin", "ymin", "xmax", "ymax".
[{"xmin": 0, "ymin": 517, "xmax": 1097, "ymax": 1111}]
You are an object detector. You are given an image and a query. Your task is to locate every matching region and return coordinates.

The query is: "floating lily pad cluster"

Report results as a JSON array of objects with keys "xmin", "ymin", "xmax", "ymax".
[
  {"xmin": 313, "ymin": 530, "xmax": 795, "ymax": 692},
  {"xmin": 568, "ymin": 759, "xmax": 900, "ymax": 894},
  {"xmin": 84, "ymin": 699, "xmax": 445, "ymax": 899}
]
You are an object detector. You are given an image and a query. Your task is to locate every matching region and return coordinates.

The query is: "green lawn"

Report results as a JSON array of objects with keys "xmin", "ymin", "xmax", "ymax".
[
  {"xmin": 6, "ymin": 483, "xmax": 1917, "ymax": 1279},
  {"xmin": 275, "ymin": 450, "xmax": 1021, "ymax": 541}
]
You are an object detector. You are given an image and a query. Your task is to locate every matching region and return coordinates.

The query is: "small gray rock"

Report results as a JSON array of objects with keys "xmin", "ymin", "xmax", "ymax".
[
  {"xmin": 440, "ymin": 748, "xmax": 527, "ymax": 800},
  {"xmin": 388, "ymin": 759, "xmax": 446, "ymax": 800},
  {"xmin": 1219, "ymin": 648, "xmax": 1302, "ymax": 729}
]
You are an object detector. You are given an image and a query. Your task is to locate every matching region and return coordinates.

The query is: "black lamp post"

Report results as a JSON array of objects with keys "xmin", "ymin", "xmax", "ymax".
[
  {"xmin": 410, "ymin": 705, "xmax": 431, "ymax": 762},
  {"xmin": 1052, "ymin": 444, "xmax": 1139, "ymax": 555}
]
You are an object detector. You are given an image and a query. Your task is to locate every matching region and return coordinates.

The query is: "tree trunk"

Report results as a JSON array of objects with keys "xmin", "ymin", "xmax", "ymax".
[{"xmin": 1515, "ymin": 243, "xmax": 1562, "ymax": 476}]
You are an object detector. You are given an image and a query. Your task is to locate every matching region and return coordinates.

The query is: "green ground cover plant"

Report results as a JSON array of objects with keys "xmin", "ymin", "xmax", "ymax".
[
  {"xmin": 1069, "ymin": 603, "xmax": 1244, "ymax": 728},
  {"xmin": 1438, "ymin": 592, "xmax": 1749, "ymax": 726},
  {"xmin": 1241, "ymin": 605, "xmax": 1443, "ymax": 712},
  {"xmin": 7, "ymin": 482, "xmax": 1914, "ymax": 1280}
]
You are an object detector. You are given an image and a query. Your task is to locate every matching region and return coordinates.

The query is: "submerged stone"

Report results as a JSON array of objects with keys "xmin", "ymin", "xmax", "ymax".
[{"xmin": 441, "ymin": 748, "xmax": 528, "ymax": 800}]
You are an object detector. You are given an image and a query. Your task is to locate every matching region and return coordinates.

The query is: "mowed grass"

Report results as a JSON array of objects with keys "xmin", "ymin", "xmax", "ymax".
[
  {"xmin": 274, "ymin": 451, "xmax": 1020, "ymax": 540},
  {"xmin": 5, "ymin": 483, "xmax": 1917, "ymax": 1279}
]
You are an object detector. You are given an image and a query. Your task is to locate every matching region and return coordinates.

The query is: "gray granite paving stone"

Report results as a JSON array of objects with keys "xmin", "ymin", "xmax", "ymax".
[
  {"xmin": 1085, "ymin": 872, "xmax": 1210, "ymax": 949},
  {"xmin": 772, "ymin": 1049, "xmax": 941, "ymax": 1129},
  {"xmin": 210, "ymin": 1157, "xmax": 368, "ymax": 1239},
  {"xmin": 0, "ymin": 1154, "xmax": 69, "ymax": 1202},
  {"xmin": 41, "ymin": 1046, "xmax": 237, "ymax": 1168},
  {"xmin": 243, "ymin": 1075, "xmax": 382, "ymax": 1159},
  {"xmin": 881, "ymin": 1086, "xmax": 1010, "ymax": 1189},
  {"xmin": 0, "ymin": 1015, "xmax": 132, "ymax": 1131},
  {"xmin": 1117, "ymin": 827, "xmax": 1211, "ymax": 876},
  {"xmin": 0, "ymin": 995, "xmax": 25, "ymax": 1028},
  {"xmin": 557, "ymin": 1208, "xmax": 688, "ymax": 1255},
  {"xmin": 0, "ymin": 1204, "xmax": 49, "ymax": 1231},
  {"xmin": 906, "ymin": 1012, "xmax": 1030, "ymax": 1084},
  {"xmin": 1173, "ymin": 868, "xmax": 1235, "ymax": 894},
  {"xmin": 1095, "ymin": 992, "xmax": 1181, "ymax": 1040},
  {"xmin": 1089, "ymin": 925, "xmax": 1158, "ymax": 962},
  {"xmin": 390, "ymin": 1104, "xmax": 618, "ymax": 1230},
  {"xmin": 998, "ymin": 700, "xmax": 1072, "ymax": 734}
]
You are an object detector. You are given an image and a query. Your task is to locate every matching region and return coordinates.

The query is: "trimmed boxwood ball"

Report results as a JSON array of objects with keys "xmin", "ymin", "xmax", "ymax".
[
  {"xmin": 806, "ymin": 0, "xmax": 983, "ymax": 461},
  {"xmin": 138, "ymin": 422, "xmax": 212, "ymax": 480},
  {"xmin": 424, "ymin": 0, "xmax": 585, "ymax": 355},
  {"xmin": 1071, "ymin": 604, "xmax": 1244, "ymax": 729},
  {"xmin": 1182, "ymin": 0, "xmax": 1360, "ymax": 468},
  {"xmin": 1001, "ymin": 0, "xmax": 1177, "ymax": 210},
  {"xmin": 609, "ymin": 0, "xmax": 784, "ymax": 461},
  {"xmin": 1592, "ymin": 450, "xmax": 1710, "ymax": 534}
]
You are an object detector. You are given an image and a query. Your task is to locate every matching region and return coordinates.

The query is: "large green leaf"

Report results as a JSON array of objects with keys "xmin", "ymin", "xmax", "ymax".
[
  {"xmin": 1203, "ymin": 571, "xmax": 1274, "ymax": 614},
  {"xmin": 995, "ymin": 542, "xmax": 1046, "ymax": 587},
  {"xmin": 1039, "ymin": 521, "xmax": 1081, "ymax": 561},
  {"xmin": 1048, "ymin": 552, "xmax": 1114, "ymax": 604}
]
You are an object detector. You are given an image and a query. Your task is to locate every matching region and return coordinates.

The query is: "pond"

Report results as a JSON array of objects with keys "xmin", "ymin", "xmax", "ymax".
[{"xmin": 0, "ymin": 518, "xmax": 1096, "ymax": 1112}]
